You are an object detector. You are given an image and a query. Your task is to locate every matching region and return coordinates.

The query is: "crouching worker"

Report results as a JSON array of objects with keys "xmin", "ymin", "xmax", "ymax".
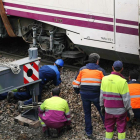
[
  {"xmin": 7, "ymin": 59, "xmax": 64, "ymax": 106},
  {"xmin": 38, "ymin": 88, "xmax": 71, "ymax": 137},
  {"xmin": 127, "ymin": 70, "xmax": 140, "ymax": 127}
]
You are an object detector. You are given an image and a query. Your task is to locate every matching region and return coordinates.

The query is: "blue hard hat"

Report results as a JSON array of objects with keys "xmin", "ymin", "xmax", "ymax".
[{"xmin": 55, "ymin": 59, "xmax": 64, "ymax": 67}]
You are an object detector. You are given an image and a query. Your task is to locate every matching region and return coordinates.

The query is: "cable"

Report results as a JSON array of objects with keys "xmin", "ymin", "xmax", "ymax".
[{"xmin": 0, "ymin": 62, "xmax": 21, "ymax": 74}]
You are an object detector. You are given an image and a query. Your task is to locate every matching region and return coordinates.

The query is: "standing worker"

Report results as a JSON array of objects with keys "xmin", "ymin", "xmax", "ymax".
[
  {"xmin": 128, "ymin": 70, "xmax": 140, "ymax": 126},
  {"xmin": 100, "ymin": 60, "xmax": 134, "ymax": 140},
  {"xmin": 72, "ymin": 53, "xmax": 106, "ymax": 139},
  {"xmin": 7, "ymin": 59, "xmax": 64, "ymax": 107},
  {"xmin": 38, "ymin": 88, "xmax": 71, "ymax": 137}
]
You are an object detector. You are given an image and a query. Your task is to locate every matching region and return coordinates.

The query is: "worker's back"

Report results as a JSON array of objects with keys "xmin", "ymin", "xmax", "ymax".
[
  {"xmin": 101, "ymin": 74, "xmax": 127, "ymax": 108},
  {"xmin": 39, "ymin": 65, "xmax": 61, "ymax": 86},
  {"xmin": 39, "ymin": 96, "xmax": 69, "ymax": 123}
]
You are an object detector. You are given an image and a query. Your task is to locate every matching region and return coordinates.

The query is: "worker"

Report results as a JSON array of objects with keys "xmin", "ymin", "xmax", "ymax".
[
  {"xmin": 127, "ymin": 70, "xmax": 140, "ymax": 126},
  {"xmin": 100, "ymin": 60, "xmax": 134, "ymax": 140},
  {"xmin": 72, "ymin": 53, "xmax": 106, "ymax": 139},
  {"xmin": 7, "ymin": 59, "xmax": 64, "ymax": 107},
  {"xmin": 38, "ymin": 87, "xmax": 71, "ymax": 137}
]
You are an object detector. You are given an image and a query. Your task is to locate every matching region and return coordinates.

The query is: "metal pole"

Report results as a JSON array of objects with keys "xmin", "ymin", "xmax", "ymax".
[{"xmin": 32, "ymin": 27, "xmax": 37, "ymax": 47}]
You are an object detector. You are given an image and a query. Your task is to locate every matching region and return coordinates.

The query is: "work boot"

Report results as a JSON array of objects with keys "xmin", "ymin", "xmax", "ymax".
[
  {"xmin": 44, "ymin": 129, "xmax": 50, "ymax": 137},
  {"xmin": 50, "ymin": 128, "xmax": 59, "ymax": 138},
  {"xmin": 18, "ymin": 101, "xmax": 24, "ymax": 112},
  {"xmin": 87, "ymin": 135, "xmax": 95, "ymax": 140},
  {"xmin": 86, "ymin": 133, "xmax": 95, "ymax": 140},
  {"xmin": 57, "ymin": 127, "xmax": 64, "ymax": 137},
  {"xmin": 7, "ymin": 91, "xmax": 14, "ymax": 102},
  {"xmin": 66, "ymin": 125, "xmax": 72, "ymax": 131}
]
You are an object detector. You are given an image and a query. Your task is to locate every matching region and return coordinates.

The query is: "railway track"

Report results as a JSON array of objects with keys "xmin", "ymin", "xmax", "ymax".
[
  {"xmin": 0, "ymin": 50, "xmax": 139, "ymax": 80},
  {"xmin": 0, "ymin": 51, "xmax": 80, "ymax": 71}
]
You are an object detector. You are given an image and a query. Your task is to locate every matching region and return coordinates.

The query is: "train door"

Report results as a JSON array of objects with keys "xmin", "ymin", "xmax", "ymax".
[
  {"xmin": 115, "ymin": 0, "xmax": 139, "ymax": 56},
  {"xmin": 84, "ymin": 0, "xmax": 115, "ymax": 43}
]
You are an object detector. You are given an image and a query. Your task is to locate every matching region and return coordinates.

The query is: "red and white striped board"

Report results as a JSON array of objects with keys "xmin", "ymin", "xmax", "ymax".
[{"xmin": 23, "ymin": 60, "xmax": 40, "ymax": 84}]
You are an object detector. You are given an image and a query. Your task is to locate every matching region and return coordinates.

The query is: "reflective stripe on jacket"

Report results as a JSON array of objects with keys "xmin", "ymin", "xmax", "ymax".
[
  {"xmin": 38, "ymin": 96, "xmax": 71, "ymax": 123},
  {"xmin": 72, "ymin": 63, "xmax": 105, "ymax": 95},
  {"xmin": 100, "ymin": 73, "xmax": 130, "ymax": 109},
  {"xmin": 128, "ymin": 80, "xmax": 140, "ymax": 109}
]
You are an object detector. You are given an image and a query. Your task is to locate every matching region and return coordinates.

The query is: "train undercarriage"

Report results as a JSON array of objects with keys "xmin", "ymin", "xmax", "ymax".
[{"xmin": 0, "ymin": 16, "xmax": 86, "ymax": 65}]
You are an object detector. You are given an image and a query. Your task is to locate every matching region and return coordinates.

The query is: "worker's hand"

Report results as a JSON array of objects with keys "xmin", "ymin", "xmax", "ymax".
[
  {"xmin": 43, "ymin": 85, "xmax": 48, "ymax": 90},
  {"xmin": 101, "ymin": 106, "xmax": 105, "ymax": 116},
  {"xmin": 129, "ymin": 109, "xmax": 134, "ymax": 120}
]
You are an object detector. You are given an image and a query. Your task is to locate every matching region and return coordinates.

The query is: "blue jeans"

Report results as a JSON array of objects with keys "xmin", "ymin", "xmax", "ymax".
[
  {"xmin": 14, "ymin": 83, "xmax": 42, "ymax": 105},
  {"xmin": 81, "ymin": 94, "xmax": 104, "ymax": 135}
]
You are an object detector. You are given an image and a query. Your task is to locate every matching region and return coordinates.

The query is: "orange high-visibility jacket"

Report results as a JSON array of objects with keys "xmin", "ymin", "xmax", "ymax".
[
  {"xmin": 128, "ymin": 80, "xmax": 140, "ymax": 109},
  {"xmin": 72, "ymin": 63, "xmax": 105, "ymax": 94}
]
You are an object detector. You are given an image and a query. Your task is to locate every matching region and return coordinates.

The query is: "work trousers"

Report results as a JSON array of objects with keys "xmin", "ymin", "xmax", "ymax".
[
  {"xmin": 39, "ymin": 117, "xmax": 70, "ymax": 132},
  {"xmin": 0, "ymin": 89, "xmax": 18, "ymax": 100},
  {"xmin": 14, "ymin": 83, "xmax": 42, "ymax": 105},
  {"xmin": 81, "ymin": 94, "xmax": 104, "ymax": 135},
  {"xmin": 0, "ymin": 92, "xmax": 8, "ymax": 100},
  {"xmin": 105, "ymin": 112, "xmax": 127, "ymax": 140}
]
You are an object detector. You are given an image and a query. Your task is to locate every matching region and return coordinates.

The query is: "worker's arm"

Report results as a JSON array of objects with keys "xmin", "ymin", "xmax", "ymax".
[
  {"xmin": 121, "ymin": 82, "xmax": 131, "ymax": 110},
  {"xmin": 98, "ymin": 67, "xmax": 106, "ymax": 76},
  {"xmin": 100, "ymin": 81, "xmax": 104, "ymax": 107},
  {"xmin": 53, "ymin": 72, "xmax": 61, "ymax": 86},
  {"xmin": 65, "ymin": 101, "xmax": 71, "ymax": 125},
  {"xmin": 100, "ymin": 90, "xmax": 104, "ymax": 107},
  {"xmin": 102, "ymin": 69, "xmax": 106, "ymax": 76},
  {"xmin": 72, "ymin": 70, "xmax": 82, "ymax": 94},
  {"xmin": 100, "ymin": 87, "xmax": 105, "ymax": 116}
]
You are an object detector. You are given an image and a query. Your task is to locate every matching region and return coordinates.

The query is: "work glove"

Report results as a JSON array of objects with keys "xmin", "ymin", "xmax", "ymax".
[
  {"xmin": 101, "ymin": 106, "xmax": 105, "ymax": 116},
  {"xmin": 74, "ymin": 88, "xmax": 80, "ymax": 94},
  {"xmin": 128, "ymin": 108, "xmax": 134, "ymax": 120},
  {"xmin": 43, "ymin": 85, "xmax": 49, "ymax": 90}
]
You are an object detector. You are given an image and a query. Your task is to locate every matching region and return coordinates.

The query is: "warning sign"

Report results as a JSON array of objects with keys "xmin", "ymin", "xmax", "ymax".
[{"xmin": 23, "ymin": 61, "xmax": 40, "ymax": 84}]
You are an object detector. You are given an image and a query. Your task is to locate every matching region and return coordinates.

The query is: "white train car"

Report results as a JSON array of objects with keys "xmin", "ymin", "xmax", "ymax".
[{"xmin": 0, "ymin": 0, "xmax": 140, "ymax": 64}]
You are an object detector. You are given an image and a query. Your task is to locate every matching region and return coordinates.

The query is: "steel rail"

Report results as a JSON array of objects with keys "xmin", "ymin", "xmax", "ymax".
[{"xmin": 0, "ymin": 51, "xmax": 132, "ymax": 81}]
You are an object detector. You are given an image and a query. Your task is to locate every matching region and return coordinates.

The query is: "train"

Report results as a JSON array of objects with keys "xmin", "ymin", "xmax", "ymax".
[{"xmin": 0, "ymin": 0, "xmax": 140, "ymax": 65}]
